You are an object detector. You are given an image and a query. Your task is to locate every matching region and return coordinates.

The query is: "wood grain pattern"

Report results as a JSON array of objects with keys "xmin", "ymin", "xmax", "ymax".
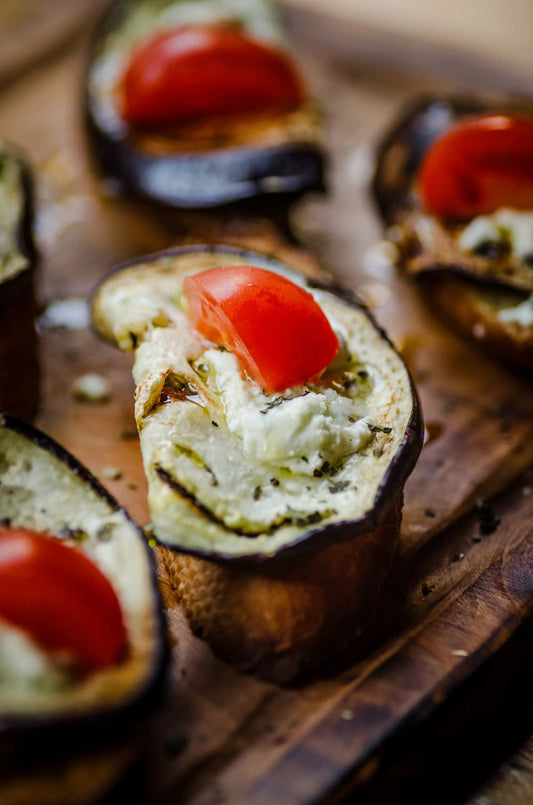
[{"xmin": 0, "ymin": 12, "xmax": 531, "ymax": 805}]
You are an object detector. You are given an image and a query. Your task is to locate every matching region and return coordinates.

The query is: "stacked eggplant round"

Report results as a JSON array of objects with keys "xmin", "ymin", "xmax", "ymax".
[
  {"xmin": 372, "ymin": 93, "xmax": 533, "ymax": 375},
  {"xmin": 0, "ymin": 415, "xmax": 168, "ymax": 805},
  {"xmin": 92, "ymin": 244, "xmax": 422, "ymax": 680},
  {"xmin": 84, "ymin": 0, "xmax": 325, "ymax": 209}
]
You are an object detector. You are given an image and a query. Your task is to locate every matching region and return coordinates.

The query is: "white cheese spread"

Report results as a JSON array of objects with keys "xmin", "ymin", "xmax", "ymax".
[
  {"xmin": 206, "ymin": 347, "xmax": 373, "ymax": 474},
  {"xmin": 0, "ymin": 620, "xmax": 71, "ymax": 693},
  {"xmin": 497, "ymin": 293, "xmax": 533, "ymax": 327},
  {"xmin": 458, "ymin": 208, "xmax": 533, "ymax": 260}
]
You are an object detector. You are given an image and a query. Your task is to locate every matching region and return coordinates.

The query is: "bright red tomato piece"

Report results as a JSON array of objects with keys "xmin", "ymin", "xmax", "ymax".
[
  {"xmin": 120, "ymin": 24, "xmax": 305, "ymax": 128},
  {"xmin": 0, "ymin": 528, "xmax": 126, "ymax": 671},
  {"xmin": 183, "ymin": 265, "xmax": 339, "ymax": 392},
  {"xmin": 418, "ymin": 114, "xmax": 533, "ymax": 219}
]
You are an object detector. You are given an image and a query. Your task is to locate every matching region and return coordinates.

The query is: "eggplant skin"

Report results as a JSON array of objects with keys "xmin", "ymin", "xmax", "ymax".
[
  {"xmin": 371, "ymin": 93, "xmax": 533, "ymax": 375},
  {"xmin": 0, "ymin": 414, "xmax": 168, "ymax": 805},
  {"xmin": 85, "ymin": 118, "xmax": 326, "ymax": 209},
  {"xmin": 84, "ymin": 0, "xmax": 326, "ymax": 209},
  {"xmin": 0, "ymin": 144, "xmax": 39, "ymax": 421}
]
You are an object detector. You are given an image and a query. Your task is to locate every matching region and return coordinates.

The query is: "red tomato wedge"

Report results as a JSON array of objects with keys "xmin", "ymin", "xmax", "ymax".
[
  {"xmin": 0, "ymin": 528, "xmax": 126, "ymax": 671},
  {"xmin": 120, "ymin": 24, "xmax": 305, "ymax": 128},
  {"xmin": 183, "ymin": 265, "xmax": 339, "ymax": 392},
  {"xmin": 418, "ymin": 114, "xmax": 533, "ymax": 219}
]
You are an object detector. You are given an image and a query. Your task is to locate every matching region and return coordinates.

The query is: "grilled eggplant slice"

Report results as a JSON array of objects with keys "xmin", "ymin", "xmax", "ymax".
[
  {"xmin": 0, "ymin": 141, "xmax": 39, "ymax": 420},
  {"xmin": 0, "ymin": 415, "xmax": 168, "ymax": 805},
  {"xmin": 85, "ymin": 0, "xmax": 325, "ymax": 209},
  {"xmin": 372, "ymin": 93, "xmax": 533, "ymax": 374},
  {"xmin": 92, "ymin": 245, "xmax": 422, "ymax": 679}
]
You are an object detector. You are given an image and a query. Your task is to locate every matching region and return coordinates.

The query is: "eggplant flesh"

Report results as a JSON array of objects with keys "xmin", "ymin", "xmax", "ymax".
[
  {"xmin": 371, "ymin": 93, "xmax": 533, "ymax": 294},
  {"xmin": 85, "ymin": 0, "xmax": 325, "ymax": 208},
  {"xmin": 0, "ymin": 142, "xmax": 39, "ymax": 421},
  {"xmin": 0, "ymin": 415, "xmax": 167, "ymax": 801},
  {"xmin": 91, "ymin": 245, "xmax": 422, "ymax": 562}
]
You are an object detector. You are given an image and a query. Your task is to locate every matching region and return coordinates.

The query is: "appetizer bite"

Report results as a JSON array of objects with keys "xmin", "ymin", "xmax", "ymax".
[
  {"xmin": 92, "ymin": 245, "xmax": 422, "ymax": 681},
  {"xmin": 0, "ymin": 141, "xmax": 39, "ymax": 420},
  {"xmin": 85, "ymin": 0, "xmax": 324, "ymax": 209},
  {"xmin": 372, "ymin": 94, "xmax": 533, "ymax": 374},
  {"xmin": 0, "ymin": 415, "xmax": 167, "ymax": 805}
]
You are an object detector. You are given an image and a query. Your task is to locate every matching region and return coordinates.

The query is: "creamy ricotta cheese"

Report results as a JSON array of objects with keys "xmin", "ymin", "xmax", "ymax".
[
  {"xmin": 204, "ymin": 346, "xmax": 373, "ymax": 475},
  {"xmin": 497, "ymin": 293, "xmax": 533, "ymax": 327},
  {"xmin": 0, "ymin": 621, "xmax": 72, "ymax": 693},
  {"xmin": 458, "ymin": 208, "xmax": 533, "ymax": 260}
]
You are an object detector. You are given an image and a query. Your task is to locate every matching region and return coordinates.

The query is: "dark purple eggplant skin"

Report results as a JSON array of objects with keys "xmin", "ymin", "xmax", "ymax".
[
  {"xmin": 92, "ymin": 244, "xmax": 423, "ymax": 565},
  {"xmin": 83, "ymin": 0, "xmax": 326, "ymax": 210},
  {"xmin": 0, "ymin": 148, "xmax": 39, "ymax": 422},
  {"xmin": 0, "ymin": 414, "xmax": 169, "ymax": 775},
  {"xmin": 371, "ymin": 92, "xmax": 533, "ymax": 226}
]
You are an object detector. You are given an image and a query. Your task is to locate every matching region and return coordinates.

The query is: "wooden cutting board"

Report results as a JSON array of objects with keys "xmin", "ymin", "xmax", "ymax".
[{"xmin": 0, "ymin": 6, "xmax": 531, "ymax": 804}]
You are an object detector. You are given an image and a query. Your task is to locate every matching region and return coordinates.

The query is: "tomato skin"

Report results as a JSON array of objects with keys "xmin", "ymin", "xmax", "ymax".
[
  {"xmin": 0, "ymin": 528, "xmax": 126, "ymax": 671},
  {"xmin": 120, "ymin": 24, "xmax": 305, "ymax": 128},
  {"xmin": 183, "ymin": 265, "xmax": 339, "ymax": 393},
  {"xmin": 418, "ymin": 114, "xmax": 533, "ymax": 219}
]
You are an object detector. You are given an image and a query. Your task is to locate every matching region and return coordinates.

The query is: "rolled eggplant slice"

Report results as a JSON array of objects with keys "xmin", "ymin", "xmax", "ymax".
[
  {"xmin": 91, "ymin": 244, "xmax": 422, "ymax": 679},
  {"xmin": 85, "ymin": 0, "xmax": 325, "ymax": 209},
  {"xmin": 0, "ymin": 142, "xmax": 39, "ymax": 421},
  {"xmin": 0, "ymin": 415, "xmax": 168, "ymax": 804},
  {"xmin": 371, "ymin": 93, "xmax": 533, "ymax": 373}
]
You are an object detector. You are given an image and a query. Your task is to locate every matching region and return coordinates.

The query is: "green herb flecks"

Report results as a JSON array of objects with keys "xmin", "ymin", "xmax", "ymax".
[
  {"xmin": 327, "ymin": 479, "xmax": 350, "ymax": 494},
  {"xmin": 285, "ymin": 507, "xmax": 335, "ymax": 527},
  {"xmin": 368, "ymin": 422, "xmax": 392, "ymax": 434}
]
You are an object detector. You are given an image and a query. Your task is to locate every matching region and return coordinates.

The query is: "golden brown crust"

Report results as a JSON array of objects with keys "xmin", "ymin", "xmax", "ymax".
[
  {"xmin": 0, "ymin": 269, "xmax": 39, "ymax": 420},
  {"xmin": 160, "ymin": 495, "xmax": 402, "ymax": 683},
  {"xmin": 419, "ymin": 274, "xmax": 533, "ymax": 376}
]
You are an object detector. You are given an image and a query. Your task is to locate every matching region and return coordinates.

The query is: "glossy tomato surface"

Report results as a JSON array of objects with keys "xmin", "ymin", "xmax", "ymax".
[
  {"xmin": 183, "ymin": 265, "xmax": 339, "ymax": 392},
  {"xmin": 120, "ymin": 24, "xmax": 305, "ymax": 128},
  {"xmin": 0, "ymin": 528, "xmax": 126, "ymax": 670},
  {"xmin": 418, "ymin": 113, "xmax": 533, "ymax": 219}
]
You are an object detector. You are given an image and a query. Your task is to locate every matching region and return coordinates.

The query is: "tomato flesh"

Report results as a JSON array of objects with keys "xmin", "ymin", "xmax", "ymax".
[
  {"xmin": 120, "ymin": 24, "xmax": 305, "ymax": 128},
  {"xmin": 418, "ymin": 114, "xmax": 533, "ymax": 219},
  {"xmin": 183, "ymin": 265, "xmax": 339, "ymax": 392},
  {"xmin": 0, "ymin": 528, "xmax": 126, "ymax": 671}
]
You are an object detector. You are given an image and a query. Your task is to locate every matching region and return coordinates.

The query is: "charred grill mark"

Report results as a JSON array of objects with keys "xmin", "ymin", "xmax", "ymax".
[
  {"xmin": 173, "ymin": 444, "xmax": 218, "ymax": 487},
  {"xmin": 154, "ymin": 464, "xmax": 254, "ymax": 537},
  {"xmin": 153, "ymin": 465, "xmax": 334, "ymax": 538}
]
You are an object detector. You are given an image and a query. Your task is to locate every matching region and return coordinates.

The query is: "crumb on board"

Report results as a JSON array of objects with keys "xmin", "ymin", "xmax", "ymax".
[
  {"xmin": 73, "ymin": 372, "xmax": 110, "ymax": 403},
  {"xmin": 100, "ymin": 466, "xmax": 122, "ymax": 480},
  {"xmin": 40, "ymin": 297, "xmax": 90, "ymax": 330}
]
